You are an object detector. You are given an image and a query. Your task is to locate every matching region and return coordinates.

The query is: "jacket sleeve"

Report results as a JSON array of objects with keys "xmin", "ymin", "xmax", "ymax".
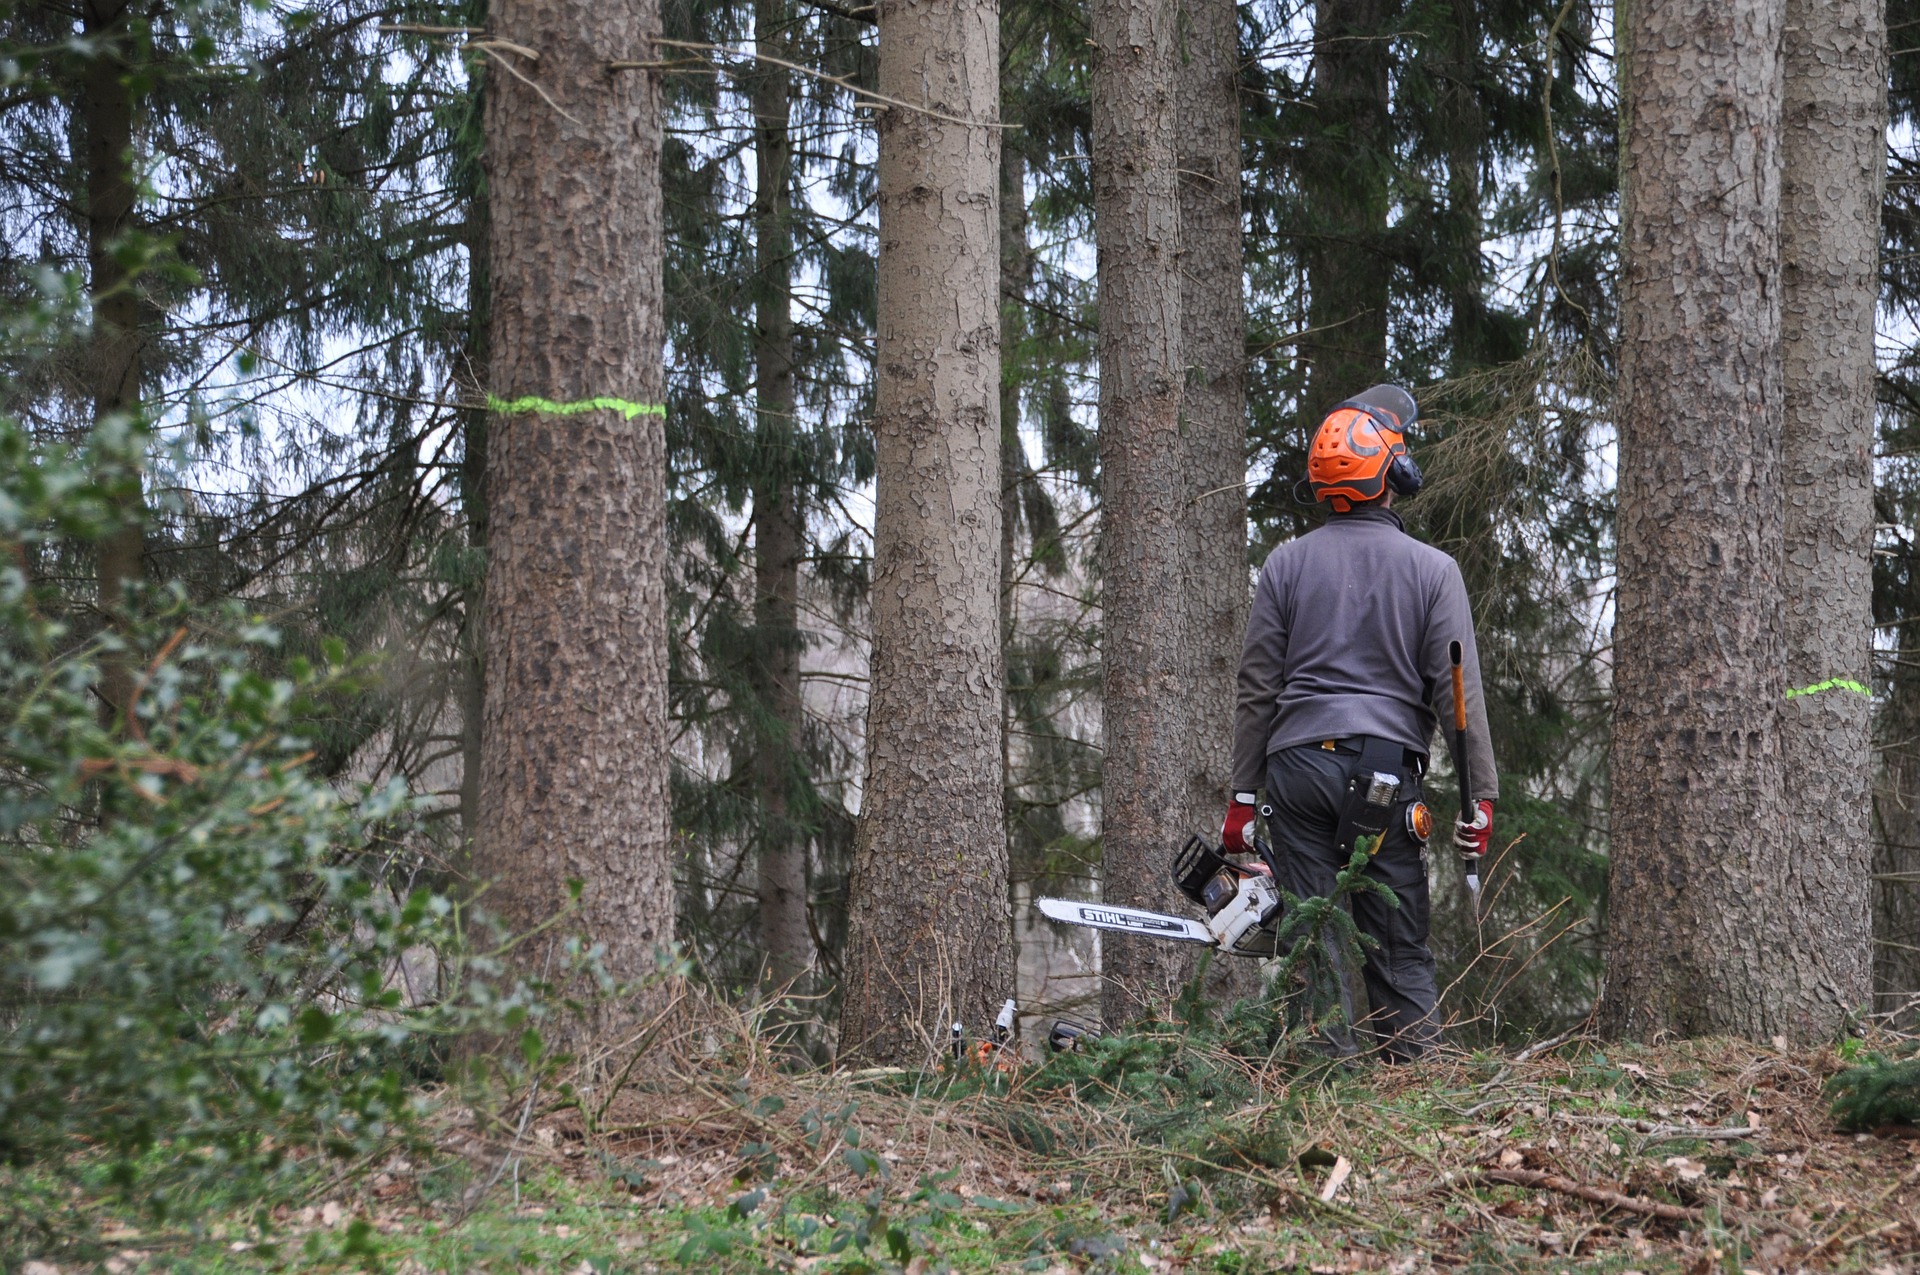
[
  {"xmin": 1232, "ymin": 559, "xmax": 1288, "ymax": 794},
  {"xmin": 1423, "ymin": 560, "xmax": 1500, "ymax": 802}
]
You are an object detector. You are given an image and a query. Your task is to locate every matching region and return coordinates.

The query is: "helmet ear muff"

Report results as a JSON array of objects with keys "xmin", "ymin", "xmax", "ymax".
[{"xmin": 1387, "ymin": 451, "xmax": 1424, "ymax": 497}]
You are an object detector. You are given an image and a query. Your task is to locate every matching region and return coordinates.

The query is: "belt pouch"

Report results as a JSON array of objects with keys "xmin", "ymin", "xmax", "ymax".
[{"xmin": 1332, "ymin": 736, "xmax": 1408, "ymax": 855}]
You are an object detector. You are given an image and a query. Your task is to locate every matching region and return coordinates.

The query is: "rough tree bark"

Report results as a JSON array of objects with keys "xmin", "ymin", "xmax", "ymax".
[
  {"xmin": 1600, "ymin": 0, "xmax": 1801, "ymax": 1041},
  {"xmin": 475, "ymin": 0, "xmax": 673, "ymax": 1043},
  {"xmin": 1093, "ymin": 0, "xmax": 1189, "ymax": 1026},
  {"xmin": 1296, "ymin": 0, "xmax": 1395, "ymax": 433},
  {"xmin": 1000, "ymin": 130, "xmax": 1028, "ymax": 845},
  {"xmin": 1177, "ymin": 0, "xmax": 1254, "ymax": 1002},
  {"xmin": 1777, "ymin": 0, "xmax": 1885, "ymax": 1026},
  {"xmin": 1875, "ymin": 741, "xmax": 1920, "ymax": 1011},
  {"xmin": 82, "ymin": 0, "xmax": 147, "ymax": 728},
  {"xmin": 750, "ymin": 0, "xmax": 813, "ymax": 993},
  {"xmin": 839, "ymin": 0, "xmax": 1012, "ymax": 1066}
]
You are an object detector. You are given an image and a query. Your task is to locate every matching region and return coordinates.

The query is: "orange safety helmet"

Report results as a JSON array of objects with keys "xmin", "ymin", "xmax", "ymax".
[{"xmin": 1306, "ymin": 383, "xmax": 1424, "ymax": 513}]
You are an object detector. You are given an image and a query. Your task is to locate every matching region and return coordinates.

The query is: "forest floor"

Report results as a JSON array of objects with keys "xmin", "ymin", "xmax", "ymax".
[{"xmin": 17, "ymin": 1028, "xmax": 1920, "ymax": 1274}]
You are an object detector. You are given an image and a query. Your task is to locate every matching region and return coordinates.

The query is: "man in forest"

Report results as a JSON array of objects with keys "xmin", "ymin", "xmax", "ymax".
[{"xmin": 1221, "ymin": 384, "xmax": 1498, "ymax": 1060}]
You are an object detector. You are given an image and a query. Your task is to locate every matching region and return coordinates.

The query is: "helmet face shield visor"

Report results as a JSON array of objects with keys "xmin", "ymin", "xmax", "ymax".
[{"xmin": 1349, "ymin": 383, "xmax": 1417, "ymax": 431}]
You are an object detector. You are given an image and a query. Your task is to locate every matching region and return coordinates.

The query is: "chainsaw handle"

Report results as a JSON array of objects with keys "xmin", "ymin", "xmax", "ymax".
[{"xmin": 1251, "ymin": 832, "xmax": 1282, "ymax": 881}]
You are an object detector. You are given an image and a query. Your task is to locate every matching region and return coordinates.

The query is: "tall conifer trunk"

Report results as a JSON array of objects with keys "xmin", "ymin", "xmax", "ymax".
[
  {"xmin": 1000, "ymin": 132, "xmax": 1028, "ymax": 848},
  {"xmin": 1442, "ymin": 0, "xmax": 1486, "ymax": 367},
  {"xmin": 82, "ymin": 0, "xmax": 147, "ymax": 727},
  {"xmin": 751, "ymin": 0, "xmax": 812, "ymax": 993},
  {"xmin": 1177, "ymin": 0, "xmax": 1251, "ymax": 1001},
  {"xmin": 1093, "ymin": 0, "xmax": 1188, "ymax": 1025},
  {"xmin": 457, "ymin": 120, "xmax": 490, "ymax": 862},
  {"xmin": 475, "ymin": 0, "xmax": 673, "ymax": 1042},
  {"xmin": 1876, "ymin": 744, "xmax": 1920, "ymax": 1006},
  {"xmin": 1777, "ymin": 0, "xmax": 1885, "ymax": 1027},
  {"xmin": 1600, "ymin": 0, "xmax": 1797, "ymax": 1040},
  {"xmin": 839, "ymin": 0, "xmax": 1011, "ymax": 1065},
  {"xmin": 1296, "ymin": 0, "xmax": 1394, "ymax": 431}
]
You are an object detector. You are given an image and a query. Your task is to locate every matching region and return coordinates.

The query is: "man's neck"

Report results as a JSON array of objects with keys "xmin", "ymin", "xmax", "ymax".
[{"xmin": 1332, "ymin": 503, "xmax": 1404, "ymax": 528}]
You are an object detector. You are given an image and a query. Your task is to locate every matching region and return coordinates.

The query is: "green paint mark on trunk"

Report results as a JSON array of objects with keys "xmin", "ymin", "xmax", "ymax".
[
  {"xmin": 1784, "ymin": 678, "xmax": 1871, "ymax": 699},
  {"xmin": 486, "ymin": 394, "xmax": 665, "ymax": 420}
]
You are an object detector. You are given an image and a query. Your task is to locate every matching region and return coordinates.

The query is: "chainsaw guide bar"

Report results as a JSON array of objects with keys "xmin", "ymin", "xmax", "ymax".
[{"xmin": 1034, "ymin": 897, "xmax": 1217, "ymax": 946}]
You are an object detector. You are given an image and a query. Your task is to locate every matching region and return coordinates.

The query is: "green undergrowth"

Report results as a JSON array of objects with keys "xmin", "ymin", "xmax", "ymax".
[
  {"xmin": 1826, "ymin": 1047, "xmax": 1920, "ymax": 1131},
  {"xmin": 10, "ymin": 1158, "xmax": 1365, "ymax": 1274},
  {"xmin": 0, "ymin": 1144, "xmax": 1361, "ymax": 1272},
  {"xmin": 16, "ymin": 1028, "xmax": 1920, "ymax": 1272}
]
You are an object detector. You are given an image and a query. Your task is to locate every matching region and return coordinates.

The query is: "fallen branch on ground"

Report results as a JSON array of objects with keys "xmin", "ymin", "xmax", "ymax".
[
  {"xmin": 1554, "ymin": 1113, "xmax": 1757, "ymax": 1142},
  {"xmin": 1512, "ymin": 1022, "xmax": 1591, "ymax": 1064},
  {"xmin": 1477, "ymin": 1168, "xmax": 1703, "ymax": 1223}
]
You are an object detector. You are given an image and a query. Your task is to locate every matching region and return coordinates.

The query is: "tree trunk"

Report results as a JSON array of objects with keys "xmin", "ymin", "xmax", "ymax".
[
  {"xmin": 1875, "ymin": 739, "xmax": 1920, "ymax": 1013},
  {"xmin": 1600, "ymin": 0, "xmax": 1797, "ymax": 1041},
  {"xmin": 752, "ymin": 473, "xmax": 809, "ymax": 991},
  {"xmin": 839, "ymin": 0, "xmax": 1011, "ymax": 1066},
  {"xmin": 751, "ymin": 0, "xmax": 813, "ymax": 995},
  {"xmin": 457, "ymin": 121, "xmax": 491, "ymax": 865},
  {"xmin": 1000, "ymin": 131, "xmax": 1027, "ymax": 855},
  {"xmin": 1776, "ymin": 0, "xmax": 1885, "ymax": 1029},
  {"xmin": 1296, "ymin": 0, "xmax": 1394, "ymax": 432},
  {"xmin": 1093, "ymin": 0, "xmax": 1188, "ymax": 1026},
  {"xmin": 475, "ymin": 0, "xmax": 673, "ymax": 1044},
  {"xmin": 1177, "ymin": 0, "xmax": 1254, "ymax": 1004},
  {"xmin": 1442, "ymin": 0, "xmax": 1487, "ymax": 367},
  {"xmin": 82, "ymin": 0, "xmax": 147, "ymax": 728},
  {"xmin": 456, "ymin": 351, "xmax": 488, "ymax": 869}
]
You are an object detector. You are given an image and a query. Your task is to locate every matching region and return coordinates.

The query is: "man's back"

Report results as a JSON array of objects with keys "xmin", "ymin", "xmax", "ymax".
[{"xmin": 1232, "ymin": 506, "xmax": 1497, "ymax": 793}]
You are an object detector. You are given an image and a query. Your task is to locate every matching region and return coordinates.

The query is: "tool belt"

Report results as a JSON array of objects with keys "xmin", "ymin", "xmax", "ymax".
[
  {"xmin": 1317, "ymin": 735, "xmax": 1427, "ymax": 777},
  {"xmin": 1328, "ymin": 735, "xmax": 1423, "ymax": 855}
]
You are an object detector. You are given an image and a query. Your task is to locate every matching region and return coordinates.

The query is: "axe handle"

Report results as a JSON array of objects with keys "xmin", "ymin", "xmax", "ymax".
[{"xmin": 1448, "ymin": 641, "xmax": 1472, "ymax": 816}]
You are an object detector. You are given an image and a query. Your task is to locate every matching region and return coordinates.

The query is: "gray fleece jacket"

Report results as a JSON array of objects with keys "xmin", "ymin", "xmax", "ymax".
[{"xmin": 1232, "ymin": 507, "xmax": 1499, "ymax": 801}]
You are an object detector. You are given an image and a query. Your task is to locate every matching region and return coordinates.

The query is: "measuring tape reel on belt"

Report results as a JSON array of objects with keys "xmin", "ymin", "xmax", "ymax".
[{"xmin": 1332, "ymin": 736, "xmax": 1432, "ymax": 857}]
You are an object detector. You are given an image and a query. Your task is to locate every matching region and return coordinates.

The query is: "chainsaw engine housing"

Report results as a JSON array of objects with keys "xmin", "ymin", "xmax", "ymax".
[{"xmin": 1207, "ymin": 875, "xmax": 1282, "ymax": 957}]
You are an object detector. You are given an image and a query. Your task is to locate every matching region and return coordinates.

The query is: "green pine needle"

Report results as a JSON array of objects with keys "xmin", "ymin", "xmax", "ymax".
[{"xmin": 1827, "ymin": 1054, "xmax": 1920, "ymax": 1131}]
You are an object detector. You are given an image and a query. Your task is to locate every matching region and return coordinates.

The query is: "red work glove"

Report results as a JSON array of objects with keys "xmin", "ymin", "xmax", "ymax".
[
  {"xmin": 1222, "ymin": 792, "xmax": 1259, "ymax": 854},
  {"xmin": 1454, "ymin": 799, "xmax": 1494, "ymax": 858}
]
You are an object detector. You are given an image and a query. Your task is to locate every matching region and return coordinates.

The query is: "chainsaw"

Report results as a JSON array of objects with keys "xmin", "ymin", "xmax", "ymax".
[{"xmin": 1036, "ymin": 833, "xmax": 1284, "ymax": 958}]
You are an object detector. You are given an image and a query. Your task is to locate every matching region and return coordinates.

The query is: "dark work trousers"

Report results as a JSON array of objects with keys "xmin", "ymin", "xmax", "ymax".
[{"xmin": 1265, "ymin": 743, "xmax": 1439, "ymax": 1061}]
